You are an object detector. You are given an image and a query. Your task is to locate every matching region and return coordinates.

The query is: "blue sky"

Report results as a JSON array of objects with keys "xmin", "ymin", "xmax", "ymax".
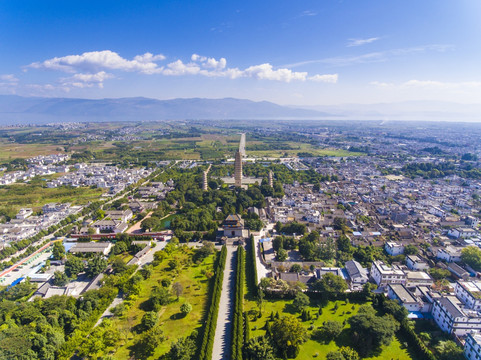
[{"xmin": 1, "ymin": 0, "xmax": 480, "ymax": 105}]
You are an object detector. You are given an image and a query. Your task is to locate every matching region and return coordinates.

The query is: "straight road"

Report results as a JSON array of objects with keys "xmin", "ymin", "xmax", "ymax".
[{"xmin": 212, "ymin": 245, "xmax": 235, "ymax": 360}]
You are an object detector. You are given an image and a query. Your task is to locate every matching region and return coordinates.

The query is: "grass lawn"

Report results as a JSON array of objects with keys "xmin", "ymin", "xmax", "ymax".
[
  {"xmin": 245, "ymin": 298, "xmax": 415, "ymax": 360},
  {"xmin": 107, "ymin": 247, "xmax": 215, "ymax": 359}
]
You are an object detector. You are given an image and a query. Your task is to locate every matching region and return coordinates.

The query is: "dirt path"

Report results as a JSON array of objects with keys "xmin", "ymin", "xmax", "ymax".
[{"xmin": 127, "ymin": 211, "xmax": 153, "ymax": 234}]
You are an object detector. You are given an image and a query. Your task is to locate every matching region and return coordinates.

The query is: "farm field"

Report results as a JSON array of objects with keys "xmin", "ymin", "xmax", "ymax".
[{"xmin": 0, "ymin": 178, "xmax": 104, "ymax": 218}]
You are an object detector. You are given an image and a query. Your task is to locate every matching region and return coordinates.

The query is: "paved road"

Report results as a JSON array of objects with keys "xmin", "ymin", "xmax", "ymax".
[{"xmin": 212, "ymin": 245, "xmax": 235, "ymax": 360}]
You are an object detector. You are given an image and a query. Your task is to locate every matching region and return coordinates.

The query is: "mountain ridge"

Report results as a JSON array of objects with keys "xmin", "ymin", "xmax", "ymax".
[{"xmin": 0, "ymin": 95, "xmax": 332, "ymax": 124}]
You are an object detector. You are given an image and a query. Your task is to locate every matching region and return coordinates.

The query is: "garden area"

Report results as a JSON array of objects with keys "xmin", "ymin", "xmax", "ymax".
[
  {"xmin": 244, "ymin": 297, "xmax": 417, "ymax": 360},
  {"xmin": 87, "ymin": 242, "xmax": 217, "ymax": 359}
]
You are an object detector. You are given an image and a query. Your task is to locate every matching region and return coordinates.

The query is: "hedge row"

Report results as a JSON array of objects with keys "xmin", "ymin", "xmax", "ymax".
[
  {"xmin": 248, "ymin": 235, "xmax": 258, "ymax": 296},
  {"xmin": 400, "ymin": 318, "xmax": 437, "ymax": 360},
  {"xmin": 199, "ymin": 245, "xmax": 228, "ymax": 360},
  {"xmin": 232, "ymin": 246, "xmax": 245, "ymax": 360}
]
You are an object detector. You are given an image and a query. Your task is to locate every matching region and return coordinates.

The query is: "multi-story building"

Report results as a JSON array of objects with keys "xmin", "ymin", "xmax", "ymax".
[
  {"xmin": 464, "ymin": 332, "xmax": 481, "ymax": 360},
  {"xmin": 385, "ymin": 241, "xmax": 404, "ymax": 256},
  {"xmin": 455, "ymin": 281, "xmax": 481, "ymax": 311},
  {"xmin": 437, "ymin": 246, "xmax": 462, "ymax": 263},
  {"xmin": 406, "ymin": 255, "xmax": 429, "ymax": 271},
  {"xmin": 405, "ymin": 271, "xmax": 434, "ymax": 288},
  {"xmin": 370, "ymin": 260, "xmax": 406, "ymax": 287},
  {"xmin": 431, "ymin": 296, "xmax": 481, "ymax": 336}
]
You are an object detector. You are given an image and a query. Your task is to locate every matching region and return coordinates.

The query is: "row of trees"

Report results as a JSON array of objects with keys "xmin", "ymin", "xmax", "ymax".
[
  {"xmin": 232, "ymin": 246, "xmax": 245, "ymax": 360},
  {"xmin": 199, "ymin": 245, "xmax": 228, "ymax": 360}
]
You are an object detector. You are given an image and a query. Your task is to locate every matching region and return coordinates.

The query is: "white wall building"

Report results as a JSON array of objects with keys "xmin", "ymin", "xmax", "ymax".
[
  {"xmin": 370, "ymin": 260, "xmax": 406, "ymax": 287},
  {"xmin": 344, "ymin": 260, "xmax": 369, "ymax": 291},
  {"xmin": 464, "ymin": 332, "xmax": 481, "ymax": 360},
  {"xmin": 385, "ymin": 241, "xmax": 404, "ymax": 256},
  {"xmin": 406, "ymin": 255, "xmax": 430, "ymax": 271},
  {"xmin": 387, "ymin": 284, "xmax": 423, "ymax": 312},
  {"xmin": 431, "ymin": 296, "xmax": 481, "ymax": 336},
  {"xmin": 455, "ymin": 281, "xmax": 481, "ymax": 311},
  {"xmin": 437, "ymin": 246, "xmax": 462, "ymax": 263}
]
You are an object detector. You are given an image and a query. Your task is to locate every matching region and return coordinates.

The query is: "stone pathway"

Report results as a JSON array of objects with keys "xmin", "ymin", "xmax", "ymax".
[{"xmin": 212, "ymin": 245, "xmax": 236, "ymax": 360}]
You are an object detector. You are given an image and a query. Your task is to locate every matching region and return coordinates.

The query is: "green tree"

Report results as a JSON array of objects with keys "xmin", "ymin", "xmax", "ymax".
[
  {"xmin": 86, "ymin": 256, "xmax": 108, "ymax": 278},
  {"xmin": 382, "ymin": 299, "xmax": 409, "ymax": 322},
  {"xmin": 317, "ymin": 320, "xmax": 343, "ymax": 340},
  {"xmin": 326, "ymin": 351, "xmax": 344, "ymax": 360},
  {"xmin": 292, "ymin": 291, "xmax": 310, "ymax": 312},
  {"xmin": 271, "ymin": 315, "xmax": 308, "ymax": 358},
  {"xmin": 339, "ymin": 346, "xmax": 360, "ymax": 360},
  {"xmin": 180, "ymin": 302, "xmax": 192, "ymax": 316},
  {"xmin": 169, "ymin": 336, "xmax": 196, "ymax": 360},
  {"xmin": 244, "ymin": 336, "xmax": 276, "ymax": 360},
  {"xmin": 135, "ymin": 326, "xmax": 165, "ymax": 358},
  {"xmin": 140, "ymin": 311, "xmax": 158, "ymax": 331},
  {"xmin": 52, "ymin": 242, "xmax": 65, "ymax": 260},
  {"xmin": 461, "ymin": 246, "xmax": 481, "ymax": 270},
  {"xmin": 435, "ymin": 340, "xmax": 464, "ymax": 360},
  {"xmin": 403, "ymin": 244, "xmax": 419, "ymax": 255},
  {"xmin": 290, "ymin": 264, "xmax": 302, "ymax": 273},
  {"xmin": 53, "ymin": 271, "xmax": 69, "ymax": 286},
  {"xmin": 348, "ymin": 305, "xmax": 399, "ymax": 356},
  {"xmin": 112, "ymin": 257, "xmax": 128, "ymax": 274},
  {"xmin": 65, "ymin": 256, "xmax": 84, "ymax": 278},
  {"xmin": 276, "ymin": 248, "xmax": 288, "ymax": 261},
  {"xmin": 313, "ymin": 273, "xmax": 348, "ymax": 294},
  {"xmin": 428, "ymin": 267, "xmax": 451, "ymax": 280},
  {"xmin": 141, "ymin": 217, "xmax": 158, "ymax": 232}
]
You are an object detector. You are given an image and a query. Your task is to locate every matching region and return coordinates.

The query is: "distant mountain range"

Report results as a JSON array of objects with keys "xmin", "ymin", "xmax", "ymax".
[
  {"xmin": 0, "ymin": 95, "xmax": 331, "ymax": 124},
  {"xmin": 0, "ymin": 95, "xmax": 479, "ymax": 124},
  {"xmin": 300, "ymin": 101, "xmax": 481, "ymax": 122}
]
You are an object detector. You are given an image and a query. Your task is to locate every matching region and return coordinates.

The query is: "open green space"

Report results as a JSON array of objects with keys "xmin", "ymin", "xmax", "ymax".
[
  {"xmin": 245, "ymin": 298, "xmax": 415, "ymax": 360},
  {"xmin": 104, "ymin": 246, "xmax": 215, "ymax": 359}
]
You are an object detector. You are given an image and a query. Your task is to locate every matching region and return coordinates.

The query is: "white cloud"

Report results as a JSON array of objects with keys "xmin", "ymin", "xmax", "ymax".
[
  {"xmin": 299, "ymin": 10, "xmax": 317, "ymax": 17},
  {"xmin": 0, "ymin": 74, "xmax": 19, "ymax": 82},
  {"xmin": 163, "ymin": 55, "xmax": 333, "ymax": 83},
  {"xmin": 26, "ymin": 51, "xmax": 337, "ymax": 86},
  {"xmin": 0, "ymin": 74, "xmax": 19, "ymax": 93},
  {"xmin": 28, "ymin": 50, "xmax": 165, "ymax": 74},
  {"xmin": 347, "ymin": 37, "xmax": 380, "ymax": 47},
  {"xmin": 285, "ymin": 44, "xmax": 454, "ymax": 68},
  {"xmin": 61, "ymin": 71, "xmax": 114, "ymax": 88},
  {"xmin": 370, "ymin": 81, "xmax": 394, "ymax": 87},
  {"xmin": 243, "ymin": 63, "xmax": 307, "ymax": 82},
  {"xmin": 401, "ymin": 80, "xmax": 481, "ymax": 89},
  {"xmin": 370, "ymin": 79, "xmax": 481, "ymax": 91},
  {"xmin": 309, "ymin": 74, "xmax": 338, "ymax": 83}
]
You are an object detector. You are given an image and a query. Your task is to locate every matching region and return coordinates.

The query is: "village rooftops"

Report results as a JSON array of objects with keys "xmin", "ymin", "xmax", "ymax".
[
  {"xmin": 457, "ymin": 280, "xmax": 481, "ymax": 299},
  {"xmin": 388, "ymin": 284, "xmax": 419, "ymax": 304},
  {"xmin": 69, "ymin": 242, "xmax": 112, "ymax": 255}
]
